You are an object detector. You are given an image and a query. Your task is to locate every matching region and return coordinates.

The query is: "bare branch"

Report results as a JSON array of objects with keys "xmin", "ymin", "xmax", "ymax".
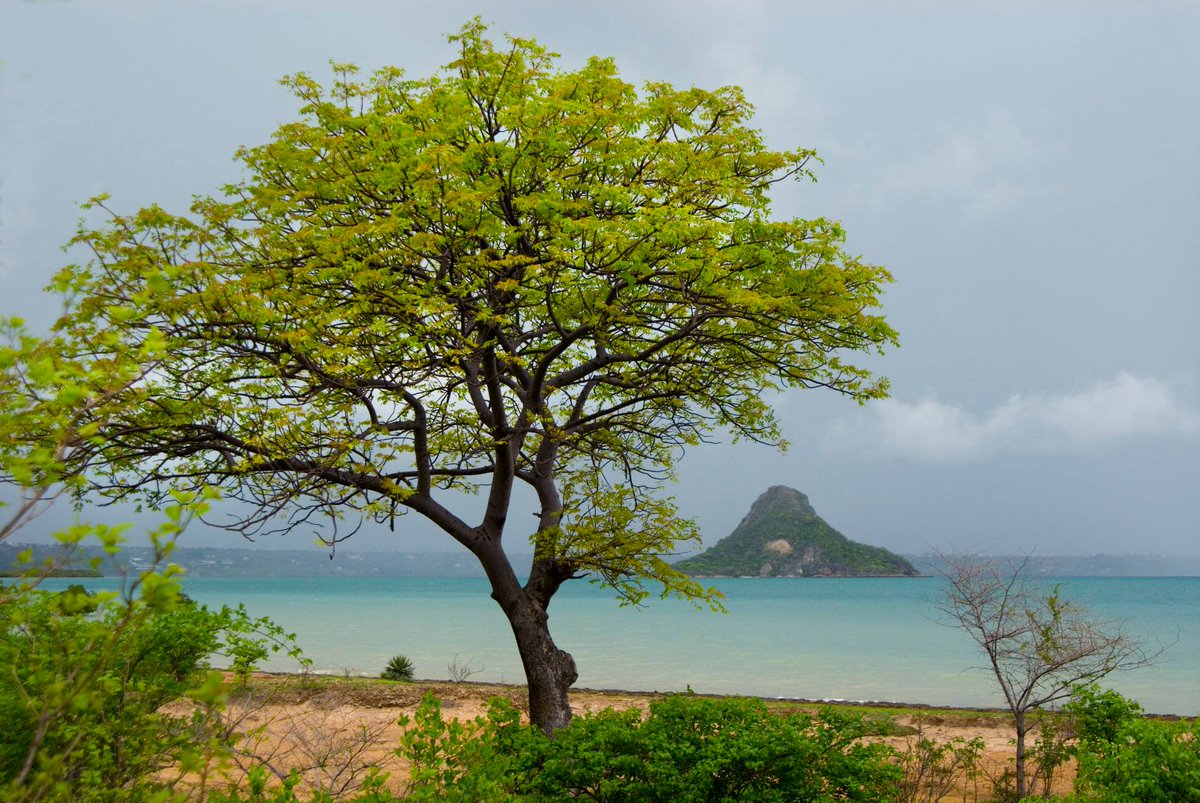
[{"xmin": 935, "ymin": 551, "xmax": 1161, "ymax": 800}]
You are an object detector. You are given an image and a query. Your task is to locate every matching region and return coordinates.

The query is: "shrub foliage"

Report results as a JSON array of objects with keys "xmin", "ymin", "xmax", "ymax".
[
  {"xmin": 389, "ymin": 692, "xmax": 903, "ymax": 802},
  {"xmin": 0, "ymin": 574, "xmax": 303, "ymax": 802},
  {"xmin": 1064, "ymin": 686, "xmax": 1200, "ymax": 803}
]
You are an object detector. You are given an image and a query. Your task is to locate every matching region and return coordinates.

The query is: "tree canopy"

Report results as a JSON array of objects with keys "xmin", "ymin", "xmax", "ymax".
[{"xmin": 47, "ymin": 21, "xmax": 897, "ymax": 731}]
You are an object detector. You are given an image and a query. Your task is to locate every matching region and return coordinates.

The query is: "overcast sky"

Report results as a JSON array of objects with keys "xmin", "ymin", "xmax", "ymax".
[{"xmin": 2, "ymin": 0, "xmax": 1197, "ymax": 558}]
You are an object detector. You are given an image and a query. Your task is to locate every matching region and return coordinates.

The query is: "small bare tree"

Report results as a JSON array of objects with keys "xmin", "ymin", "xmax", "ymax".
[
  {"xmin": 936, "ymin": 553, "xmax": 1156, "ymax": 801},
  {"xmin": 446, "ymin": 654, "xmax": 484, "ymax": 684}
]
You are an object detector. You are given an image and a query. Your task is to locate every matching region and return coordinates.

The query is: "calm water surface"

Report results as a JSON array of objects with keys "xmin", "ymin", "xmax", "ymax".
[{"xmin": 36, "ymin": 576, "xmax": 1198, "ymax": 715}]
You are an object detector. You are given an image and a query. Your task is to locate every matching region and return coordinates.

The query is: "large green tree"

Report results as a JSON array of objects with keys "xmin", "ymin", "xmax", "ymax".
[{"xmin": 50, "ymin": 23, "xmax": 896, "ymax": 733}]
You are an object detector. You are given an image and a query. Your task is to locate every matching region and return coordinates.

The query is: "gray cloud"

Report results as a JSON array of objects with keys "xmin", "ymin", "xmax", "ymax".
[
  {"xmin": 1, "ymin": 3, "xmax": 1196, "ymax": 556},
  {"xmin": 858, "ymin": 109, "xmax": 1038, "ymax": 221},
  {"xmin": 835, "ymin": 373, "xmax": 1200, "ymax": 462}
]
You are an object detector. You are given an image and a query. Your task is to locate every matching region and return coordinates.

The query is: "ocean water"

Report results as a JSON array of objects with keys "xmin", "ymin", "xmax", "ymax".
[{"xmin": 32, "ymin": 576, "xmax": 1199, "ymax": 716}]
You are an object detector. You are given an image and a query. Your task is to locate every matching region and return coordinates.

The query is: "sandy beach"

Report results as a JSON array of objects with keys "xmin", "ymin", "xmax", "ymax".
[{"xmin": 198, "ymin": 673, "xmax": 1078, "ymax": 800}]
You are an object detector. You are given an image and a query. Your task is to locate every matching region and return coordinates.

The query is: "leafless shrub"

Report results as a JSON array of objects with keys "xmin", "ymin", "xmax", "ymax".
[
  {"xmin": 446, "ymin": 654, "xmax": 483, "ymax": 683},
  {"xmin": 936, "ymin": 552, "xmax": 1159, "ymax": 800},
  {"xmin": 218, "ymin": 679, "xmax": 394, "ymax": 800},
  {"xmin": 896, "ymin": 718, "xmax": 985, "ymax": 803}
]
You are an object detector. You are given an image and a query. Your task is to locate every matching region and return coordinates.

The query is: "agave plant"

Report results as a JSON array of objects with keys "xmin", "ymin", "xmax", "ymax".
[{"xmin": 381, "ymin": 654, "xmax": 415, "ymax": 682}]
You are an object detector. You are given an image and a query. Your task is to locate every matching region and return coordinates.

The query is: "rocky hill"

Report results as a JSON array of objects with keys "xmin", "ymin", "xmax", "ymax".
[{"xmin": 676, "ymin": 486, "xmax": 919, "ymax": 577}]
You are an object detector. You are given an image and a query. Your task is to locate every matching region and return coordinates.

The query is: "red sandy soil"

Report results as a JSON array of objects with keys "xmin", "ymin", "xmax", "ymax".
[{"xmin": 176, "ymin": 673, "xmax": 1076, "ymax": 800}]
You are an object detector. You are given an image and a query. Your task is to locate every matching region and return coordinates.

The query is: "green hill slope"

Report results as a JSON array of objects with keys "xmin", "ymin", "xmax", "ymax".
[{"xmin": 677, "ymin": 486, "xmax": 919, "ymax": 577}]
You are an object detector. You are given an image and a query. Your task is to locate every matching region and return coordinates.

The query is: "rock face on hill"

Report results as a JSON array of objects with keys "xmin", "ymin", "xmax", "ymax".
[{"xmin": 676, "ymin": 486, "xmax": 919, "ymax": 578}]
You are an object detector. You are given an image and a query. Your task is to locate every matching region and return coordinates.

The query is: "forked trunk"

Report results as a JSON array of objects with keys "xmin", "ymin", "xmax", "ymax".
[
  {"xmin": 505, "ymin": 595, "xmax": 578, "ymax": 734},
  {"xmin": 476, "ymin": 541, "xmax": 578, "ymax": 734}
]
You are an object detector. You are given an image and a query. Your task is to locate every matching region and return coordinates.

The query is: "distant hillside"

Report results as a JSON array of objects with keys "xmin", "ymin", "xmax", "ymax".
[
  {"xmin": 676, "ymin": 486, "xmax": 919, "ymax": 578},
  {"xmin": 0, "ymin": 543, "xmax": 502, "ymax": 579},
  {"xmin": 906, "ymin": 552, "xmax": 1200, "ymax": 578}
]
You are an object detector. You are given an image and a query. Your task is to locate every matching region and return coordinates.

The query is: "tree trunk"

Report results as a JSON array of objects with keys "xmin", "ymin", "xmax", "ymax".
[
  {"xmin": 504, "ymin": 592, "xmax": 578, "ymax": 735},
  {"xmin": 1014, "ymin": 713, "xmax": 1027, "ymax": 800},
  {"xmin": 474, "ymin": 540, "xmax": 578, "ymax": 735}
]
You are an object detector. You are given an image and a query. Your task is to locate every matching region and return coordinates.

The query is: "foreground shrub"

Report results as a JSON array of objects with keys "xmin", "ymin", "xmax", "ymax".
[
  {"xmin": 0, "ymin": 317, "xmax": 303, "ymax": 800},
  {"xmin": 0, "ymin": 528, "xmax": 305, "ymax": 801},
  {"xmin": 380, "ymin": 693, "xmax": 904, "ymax": 802},
  {"xmin": 214, "ymin": 693, "xmax": 908, "ymax": 802},
  {"xmin": 1064, "ymin": 686, "xmax": 1200, "ymax": 802},
  {"xmin": 896, "ymin": 720, "xmax": 984, "ymax": 803},
  {"xmin": 397, "ymin": 693, "xmax": 529, "ymax": 801},
  {"xmin": 516, "ymin": 695, "xmax": 902, "ymax": 802}
]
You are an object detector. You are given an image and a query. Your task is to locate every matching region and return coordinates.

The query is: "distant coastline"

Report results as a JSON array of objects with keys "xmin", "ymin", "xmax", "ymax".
[
  {"xmin": 904, "ymin": 552, "xmax": 1200, "ymax": 579},
  {"xmin": 3, "ymin": 543, "xmax": 1199, "ymax": 579},
  {"xmin": 0, "ymin": 566, "xmax": 102, "ymax": 578},
  {"xmin": 683, "ymin": 572, "xmax": 923, "ymax": 580}
]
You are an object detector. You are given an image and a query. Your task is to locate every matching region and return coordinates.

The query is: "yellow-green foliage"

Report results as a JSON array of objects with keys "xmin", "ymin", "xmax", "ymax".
[
  {"xmin": 0, "ymin": 321, "xmax": 305, "ymax": 801},
  {"xmin": 47, "ymin": 20, "xmax": 896, "ymax": 609}
]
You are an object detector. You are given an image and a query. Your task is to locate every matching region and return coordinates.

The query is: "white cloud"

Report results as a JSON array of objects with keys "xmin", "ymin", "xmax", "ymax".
[{"xmin": 835, "ymin": 373, "xmax": 1200, "ymax": 462}]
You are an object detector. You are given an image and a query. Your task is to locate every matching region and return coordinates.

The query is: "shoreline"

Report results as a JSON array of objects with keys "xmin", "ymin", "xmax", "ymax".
[
  {"xmin": 271, "ymin": 671, "xmax": 1191, "ymax": 721},
  {"xmin": 23, "ymin": 575, "xmax": 1194, "ymax": 717}
]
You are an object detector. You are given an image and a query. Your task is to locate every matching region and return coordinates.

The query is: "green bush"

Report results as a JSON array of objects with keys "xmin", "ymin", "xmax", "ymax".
[
  {"xmin": 396, "ymin": 693, "xmax": 529, "ymax": 801},
  {"xmin": 510, "ymin": 695, "xmax": 902, "ymax": 802},
  {"xmin": 381, "ymin": 655, "xmax": 415, "ymax": 682},
  {"xmin": 1063, "ymin": 684, "xmax": 1143, "ymax": 745},
  {"xmin": 1064, "ymin": 686, "xmax": 1200, "ymax": 802},
  {"xmin": 0, "ymin": 556, "xmax": 305, "ymax": 801},
  {"xmin": 209, "ymin": 693, "xmax": 907, "ymax": 802},
  {"xmin": 0, "ymin": 316, "xmax": 305, "ymax": 800},
  {"xmin": 392, "ymin": 693, "xmax": 905, "ymax": 801}
]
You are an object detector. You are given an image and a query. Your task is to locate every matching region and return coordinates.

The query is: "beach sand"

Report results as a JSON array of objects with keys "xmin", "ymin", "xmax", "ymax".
[{"xmin": 200, "ymin": 673, "xmax": 1076, "ymax": 800}]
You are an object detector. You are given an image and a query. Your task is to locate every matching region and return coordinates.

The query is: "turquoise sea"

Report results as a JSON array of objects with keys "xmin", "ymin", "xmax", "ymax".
[{"xmin": 35, "ymin": 576, "xmax": 1199, "ymax": 716}]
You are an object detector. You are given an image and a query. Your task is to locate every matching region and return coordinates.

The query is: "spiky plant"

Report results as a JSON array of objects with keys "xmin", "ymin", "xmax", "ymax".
[{"xmin": 381, "ymin": 654, "xmax": 415, "ymax": 682}]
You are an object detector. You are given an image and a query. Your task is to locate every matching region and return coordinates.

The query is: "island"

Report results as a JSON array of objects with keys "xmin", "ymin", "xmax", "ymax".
[{"xmin": 676, "ymin": 485, "xmax": 919, "ymax": 577}]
